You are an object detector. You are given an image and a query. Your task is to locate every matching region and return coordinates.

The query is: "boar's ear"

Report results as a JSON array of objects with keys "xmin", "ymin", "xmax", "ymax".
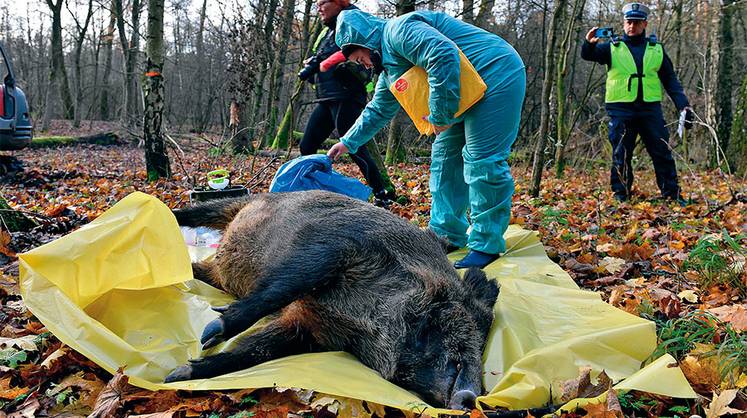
[{"xmin": 462, "ymin": 267, "xmax": 499, "ymax": 309}]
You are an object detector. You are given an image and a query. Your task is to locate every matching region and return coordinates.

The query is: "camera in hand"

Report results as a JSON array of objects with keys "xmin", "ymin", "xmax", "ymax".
[
  {"xmin": 298, "ymin": 56, "xmax": 321, "ymax": 81},
  {"xmin": 595, "ymin": 27, "xmax": 614, "ymax": 38}
]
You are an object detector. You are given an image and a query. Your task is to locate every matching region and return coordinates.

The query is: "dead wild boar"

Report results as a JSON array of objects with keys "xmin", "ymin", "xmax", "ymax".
[{"xmin": 164, "ymin": 190, "xmax": 499, "ymax": 410}]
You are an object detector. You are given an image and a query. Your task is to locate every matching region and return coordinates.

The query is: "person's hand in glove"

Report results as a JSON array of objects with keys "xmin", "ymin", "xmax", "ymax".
[
  {"xmin": 684, "ymin": 106, "xmax": 694, "ymax": 129},
  {"xmin": 298, "ymin": 66, "xmax": 316, "ymax": 82},
  {"xmin": 298, "ymin": 56, "xmax": 319, "ymax": 82}
]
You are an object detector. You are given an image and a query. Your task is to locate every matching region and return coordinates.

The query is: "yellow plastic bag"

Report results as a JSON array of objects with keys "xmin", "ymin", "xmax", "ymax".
[
  {"xmin": 389, "ymin": 50, "xmax": 487, "ymax": 135},
  {"xmin": 19, "ymin": 192, "xmax": 695, "ymax": 415}
]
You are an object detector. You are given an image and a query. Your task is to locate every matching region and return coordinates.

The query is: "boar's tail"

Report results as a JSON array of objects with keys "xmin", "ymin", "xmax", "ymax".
[
  {"xmin": 191, "ymin": 261, "xmax": 225, "ymax": 291},
  {"xmin": 463, "ymin": 267, "xmax": 499, "ymax": 309},
  {"xmin": 173, "ymin": 196, "xmax": 252, "ymax": 230}
]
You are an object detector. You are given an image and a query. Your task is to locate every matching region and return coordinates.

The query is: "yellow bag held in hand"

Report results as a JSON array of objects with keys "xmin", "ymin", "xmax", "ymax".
[{"xmin": 389, "ymin": 50, "xmax": 487, "ymax": 135}]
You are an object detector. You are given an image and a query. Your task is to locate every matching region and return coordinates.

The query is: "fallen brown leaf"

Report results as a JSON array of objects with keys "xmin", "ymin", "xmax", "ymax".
[
  {"xmin": 123, "ymin": 389, "xmax": 181, "ymax": 414},
  {"xmin": 558, "ymin": 367, "xmax": 612, "ymax": 403},
  {"xmin": 0, "ymin": 377, "xmax": 29, "ymax": 400},
  {"xmin": 5, "ymin": 395, "xmax": 40, "ymax": 418},
  {"xmin": 707, "ymin": 304, "xmax": 747, "ymax": 331},
  {"xmin": 680, "ymin": 345, "xmax": 721, "ymax": 394},
  {"xmin": 40, "ymin": 345, "xmax": 70, "ymax": 369},
  {"xmin": 608, "ymin": 288, "xmax": 641, "ymax": 315},
  {"xmin": 0, "ymin": 230, "xmax": 16, "ymax": 258},
  {"xmin": 565, "ymin": 258, "xmax": 596, "ymax": 275},
  {"xmin": 48, "ymin": 371, "xmax": 107, "ymax": 410},
  {"xmin": 581, "ymin": 388, "xmax": 624, "ymax": 418},
  {"xmin": 469, "ymin": 409, "xmax": 488, "ymax": 418},
  {"xmin": 168, "ymin": 395, "xmax": 221, "ymax": 415},
  {"xmin": 87, "ymin": 368, "xmax": 129, "ymax": 418},
  {"xmin": 705, "ymin": 389, "xmax": 746, "ymax": 418}
]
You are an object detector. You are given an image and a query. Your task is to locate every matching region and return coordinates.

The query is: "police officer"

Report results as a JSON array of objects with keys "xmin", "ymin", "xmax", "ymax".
[
  {"xmin": 298, "ymin": 0, "xmax": 395, "ymax": 204},
  {"xmin": 582, "ymin": 3, "xmax": 693, "ymax": 204}
]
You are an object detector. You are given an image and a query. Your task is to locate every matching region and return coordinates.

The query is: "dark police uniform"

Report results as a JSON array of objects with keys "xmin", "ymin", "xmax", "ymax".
[
  {"xmin": 581, "ymin": 4, "xmax": 690, "ymax": 201},
  {"xmin": 298, "ymin": 5, "xmax": 391, "ymax": 200}
]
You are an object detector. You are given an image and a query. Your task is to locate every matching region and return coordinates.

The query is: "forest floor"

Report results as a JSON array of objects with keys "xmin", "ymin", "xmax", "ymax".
[{"xmin": 0, "ymin": 121, "xmax": 745, "ymax": 417}]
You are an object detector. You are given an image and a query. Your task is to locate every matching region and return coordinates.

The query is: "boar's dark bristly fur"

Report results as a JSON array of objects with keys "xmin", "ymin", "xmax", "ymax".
[{"xmin": 164, "ymin": 190, "xmax": 499, "ymax": 410}]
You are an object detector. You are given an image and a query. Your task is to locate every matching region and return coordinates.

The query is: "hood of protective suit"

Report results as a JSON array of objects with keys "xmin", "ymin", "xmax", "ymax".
[{"xmin": 335, "ymin": 9, "xmax": 386, "ymax": 55}]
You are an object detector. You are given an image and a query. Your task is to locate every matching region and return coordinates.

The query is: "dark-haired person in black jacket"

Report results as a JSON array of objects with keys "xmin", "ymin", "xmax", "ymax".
[
  {"xmin": 298, "ymin": 0, "xmax": 395, "ymax": 204},
  {"xmin": 581, "ymin": 2, "xmax": 693, "ymax": 205}
]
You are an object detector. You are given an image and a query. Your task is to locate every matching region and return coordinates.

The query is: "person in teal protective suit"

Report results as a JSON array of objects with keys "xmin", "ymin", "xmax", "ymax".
[{"xmin": 326, "ymin": 9, "xmax": 526, "ymax": 269}]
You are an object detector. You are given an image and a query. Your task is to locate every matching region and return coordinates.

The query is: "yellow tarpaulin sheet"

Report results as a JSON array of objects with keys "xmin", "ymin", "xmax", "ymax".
[{"xmin": 19, "ymin": 192, "xmax": 696, "ymax": 415}]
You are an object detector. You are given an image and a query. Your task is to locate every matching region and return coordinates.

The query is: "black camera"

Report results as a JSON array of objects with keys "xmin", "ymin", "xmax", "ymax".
[{"xmin": 298, "ymin": 56, "xmax": 321, "ymax": 81}]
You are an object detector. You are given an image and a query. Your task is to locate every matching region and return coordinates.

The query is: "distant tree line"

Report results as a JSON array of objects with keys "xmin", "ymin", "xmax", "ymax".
[{"xmin": 0, "ymin": 0, "xmax": 745, "ymax": 178}]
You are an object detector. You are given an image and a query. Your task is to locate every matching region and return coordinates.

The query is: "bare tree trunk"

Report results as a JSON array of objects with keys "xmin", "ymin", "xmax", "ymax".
[
  {"xmin": 27, "ymin": 14, "xmax": 47, "ymax": 114},
  {"xmin": 462, "ymin": 0, "xmax": 475, "ymax": 23},
  {"xmin": 248, "ymin": 0, "xmax": 279, "ymax": 146},
  {"xmin": 715, "ymin": 0, "xmax": 735, "ymax": 154},
  {"xmin": 42, "ymin": 0, "xmax": 75, "ymax": 130},
  {"xmin": 672, "ymin": 0, "xmax": 683, "ymax": 69},
  {"xmin": 395, "ymin": 0, "xmax": 415, "ymax": 15},
  {"xmin": 272, "ymin": 20, "xmax": 321, "ymax": 150},
  {"xmin": 196, "ymin": 0, "xmax": 207, "ymax": 57},
  {"xmin": 704, "ymin": 0, "xmax": 719, "ymax": 165},
  {"xmin": 143, "ymin": 0, "xmax": 170, "ymax": 180},
  {"xmin": 729, "ymin": 73, "xmax": 747, "ymax": 176},
  {"xmin": 86, "ymin": 14, "xmax": 103, "ymax": 121},
  {"xmin": 530, "ymin": 0, "xmax": 567, "ymax": 197},
  {"xmin": 475, "ymin": 0, "xmax": 495, "ymax": 29},
  {"xmin": 266, "ymin": 0, "xmax": 296, "ymax": 147},
  {"xmin": 385, "ymin": 112, "xmax": 408, "ymax": 164},
  {"xmin": 100, "ymin": 6, "xmax": 116, "ymax": 120},
  {"xmin": 189, "ymin": 0, "xmax": 209, "ymax": 132},
  {"xmin": 69, "ymin": 0, "xmax": 94, "ymax": 128},
  {"xmin": 114, "ymin": 0, "xmax": 142, "ymax": 123},
  {"xmin": 385, "ymin": 0, "xmax": 415, "ymax": 165},
  {"xmin": 300, "ymin": 0, "xmax": 314, "ymax": 60},
  {"xmin": 554, "ymin": 0, "xmax": 586, "ymax": 178}
]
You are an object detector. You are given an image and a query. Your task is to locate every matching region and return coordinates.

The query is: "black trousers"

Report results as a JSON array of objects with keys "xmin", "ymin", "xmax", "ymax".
[
  {"xmin": 300, "ymin": 99, "xmax": 385, "ymax": 193},
  {"xmin": 607, "ymin": 106, "xmax": 680, "ymax": 199}
]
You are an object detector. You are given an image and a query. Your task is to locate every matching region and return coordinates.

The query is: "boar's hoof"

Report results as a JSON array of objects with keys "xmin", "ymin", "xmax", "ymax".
[
  {"xmin": 164, "ymin": 364, "xmax": 193, "ymax": 383},
  {"xmin": 448, "ymin": 389, "xmax": 477, "ymax": 411},
  {"xmin": 201, "ymin": 318, "xmax": 226, "ymax": 349}
]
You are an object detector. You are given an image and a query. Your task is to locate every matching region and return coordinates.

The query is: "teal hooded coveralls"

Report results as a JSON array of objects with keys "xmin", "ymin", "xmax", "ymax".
[{"xmin": 336, "ymin": 9, "xmax": 526, "ymax": 254}]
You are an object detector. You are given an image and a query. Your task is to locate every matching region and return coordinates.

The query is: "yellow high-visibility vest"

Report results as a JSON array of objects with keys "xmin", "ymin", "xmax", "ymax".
[{"xmin": 606, "ymin": 41, "xmax": 663, "ymax": 103}]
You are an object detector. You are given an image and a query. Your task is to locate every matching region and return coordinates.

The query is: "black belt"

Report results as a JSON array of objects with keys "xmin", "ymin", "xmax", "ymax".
[{"xmin": 627, "ymin": 73, "xmax": 645, "ymax": 91}]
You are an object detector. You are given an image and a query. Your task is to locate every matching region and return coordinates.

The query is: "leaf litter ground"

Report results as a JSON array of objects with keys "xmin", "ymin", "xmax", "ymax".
[{"xmin": 0, "ymin": 129, "xmax": 745, "ymax": 417}]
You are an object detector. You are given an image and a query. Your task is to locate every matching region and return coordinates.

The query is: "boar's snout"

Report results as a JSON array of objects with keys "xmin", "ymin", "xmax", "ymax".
[
  {"xmin": 446, "ymin": 358, "xmax": 482, "ymax": 411},
  {"xmin": 394, "ymin": 356, "xmax": 459, "ymax": 408},
  {"xmin": 448, "ymin": 389, "xmax": 477, "ymax": 410}
]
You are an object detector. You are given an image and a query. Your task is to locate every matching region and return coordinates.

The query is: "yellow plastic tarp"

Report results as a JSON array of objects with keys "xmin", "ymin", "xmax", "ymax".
[
  {"xmin": 19, "ymin": 192, "xmax": 696, "ymax": 416},
  {"xmin": 389, "ymin": 50, "xmax": 487, "ymax": 136}
]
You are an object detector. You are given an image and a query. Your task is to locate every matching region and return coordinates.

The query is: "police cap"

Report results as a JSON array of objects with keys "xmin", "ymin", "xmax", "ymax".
[{"xmin": 622, "ymin": 3, "xmax": 650, "ymax": 20}]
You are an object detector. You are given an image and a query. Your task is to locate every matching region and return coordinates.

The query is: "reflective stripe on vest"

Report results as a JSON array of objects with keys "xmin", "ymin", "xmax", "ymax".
[
  {"xmin": 606, "ymin": 41, "xmax": 663, "ymax": 103},
  {"xmin": 312, "ymin": 26, "xmax": 328, "ymax": 53}
]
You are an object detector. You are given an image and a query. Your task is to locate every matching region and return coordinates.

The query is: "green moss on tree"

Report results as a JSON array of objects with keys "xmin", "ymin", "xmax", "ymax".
[
  {"xmin": 0, "ymin": 195, "xmax": 36, "ymax": 232},
  {"xmin": 728, "ymin": 74, "xmax": 747, "ymax": 177}
]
